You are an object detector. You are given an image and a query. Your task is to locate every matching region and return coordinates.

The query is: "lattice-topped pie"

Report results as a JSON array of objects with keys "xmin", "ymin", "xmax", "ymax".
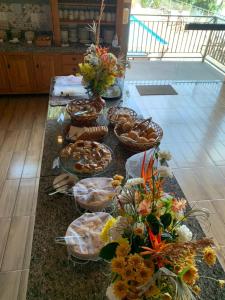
[{"xmin": 60, "ymin": 140, "xmax": 112, "ymax": 174}]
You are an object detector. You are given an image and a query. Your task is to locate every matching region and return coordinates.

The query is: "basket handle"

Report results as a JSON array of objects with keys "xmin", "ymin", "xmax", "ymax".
[{"xmin": 133, "ymin": 117, "xmax": 152, "ymax": 130}]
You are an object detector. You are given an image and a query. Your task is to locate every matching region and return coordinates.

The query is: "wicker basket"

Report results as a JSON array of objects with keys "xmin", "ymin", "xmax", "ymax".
[
  {"xmin": 66, "ymin": 99, "xmax": 103, "ymax": 126},
  {"xmin": 114, "ymin": 118, "xmax": 163, "ymax": 152},
  {"xmin": 107, "ymin": 105, "xmax": 137, "ymax": 126}
]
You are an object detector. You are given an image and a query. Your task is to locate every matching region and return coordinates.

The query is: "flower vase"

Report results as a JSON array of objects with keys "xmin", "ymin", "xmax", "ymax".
[{"xmin": 93, "ymin": 95, "xmax": 106, "ymax": 108}]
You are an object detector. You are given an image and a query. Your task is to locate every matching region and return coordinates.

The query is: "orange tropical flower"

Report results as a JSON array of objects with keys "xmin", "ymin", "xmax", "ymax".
[{"xmin": 140, "ymin": 229, "xmax": 170, "ymax": 266}]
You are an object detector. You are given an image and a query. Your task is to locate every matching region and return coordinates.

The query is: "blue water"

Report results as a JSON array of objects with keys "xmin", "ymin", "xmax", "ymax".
[{"xmin": 130, "ymin": 15, "xmax": 168, "ymax": 45}]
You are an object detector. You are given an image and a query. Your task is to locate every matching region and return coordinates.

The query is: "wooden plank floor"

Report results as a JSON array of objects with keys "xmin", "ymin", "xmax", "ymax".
[
  {"xmin": 0, "ymin": 82, "xmax": 225, "ymax": 299},
  {"xmin": 0, "ymin": 96, "xmax": 48, "ymax": 300}
]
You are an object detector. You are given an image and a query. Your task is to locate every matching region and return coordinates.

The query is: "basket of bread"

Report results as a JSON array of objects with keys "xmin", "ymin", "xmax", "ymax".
[
  {"xmin": 66, "ymin": 99, "xmax": 103, "ymax": 126},
  {"xmin": 114, "ymin": 118, "xmax": 163, "ymax": 152},
  {"xmin": 107, "ymin": 105, "xmax": 137, "ymax": 126}
]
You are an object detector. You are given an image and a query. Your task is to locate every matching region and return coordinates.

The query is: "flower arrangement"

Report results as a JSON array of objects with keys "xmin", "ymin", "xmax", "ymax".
[
  {"xmin": 78, "ymin": 0, "xmax": 125, "ymax": 99},
  {"xmin": 79, "ymin": 44, "xmax": 124, "ymax": 98},
  {"xmin": 99, "ymin": 150, "xmax": 225, "ymax": 300}
]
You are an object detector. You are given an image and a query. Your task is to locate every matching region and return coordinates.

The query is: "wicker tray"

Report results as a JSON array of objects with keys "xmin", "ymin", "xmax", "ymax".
[
  {"xmin": 66, "ymin": 99, "xmax": 103, "ymax": 126},
  {"xmin": 114, "ymin": 118, "xmax": 163, "ymax": 152},
  {"xmin": 107, "ymin": 105, "xmax": 137, "ymax": 126}
]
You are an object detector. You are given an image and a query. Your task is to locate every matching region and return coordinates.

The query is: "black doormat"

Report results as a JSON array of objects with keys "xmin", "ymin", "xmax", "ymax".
[{"xmin": 136, "ymin": 84, "xmax": 178, "ymax": 95}]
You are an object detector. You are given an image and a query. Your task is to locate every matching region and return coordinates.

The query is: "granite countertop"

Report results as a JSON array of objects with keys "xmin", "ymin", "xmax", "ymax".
[
  {"xmin": 27, "ymin": 116, "xmax": 225, "ymax": 300},
  {"xmin": 0, "ymin": 42, "xmax": 87, "ymax": 53}
]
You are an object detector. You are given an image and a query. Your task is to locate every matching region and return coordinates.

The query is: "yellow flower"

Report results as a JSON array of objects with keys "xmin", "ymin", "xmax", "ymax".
[
  {"xmin": 203, "ymin": 247, "xmax": 216, "ymax": 266},
  {"xmin": 79, "ymin": 63, "xmax": 96, "ymax": 80},
  {"xmin": 113, "ymin": 175, "xmax": 124, "ymax": 181},
  {"xmin": 116, "ymin": 241, "xmax": 131, "ymax": 257},
  {"xmin": 112, "ymin": 180, "xmax": 121, "ymax": 187},
  {"xmin": 144, "ymin": 285, "xmax": 160, "ymax": 297},
  {"xmin": 219, "ymin": 280, "xmax": 225, "ymax": 288},
  {"xmin": 136, "ymin": 266, "xmax": 153, "ymax": 283},
  {"xmin": 113, "ymin": 280, "xmax": 128, "ymax": 299},
  {"xmin": 182, "ymin": 266, "xmax": 199, "ymax": 286},
  {"xmin": 128, "ymin": 254, "xmax": 144, "ymax": 268},
  {"xmin": 111, "ymin": 256, "xmax": 126, "ymax": 275},
  {"xmin": 122, "ymin": 265, "xmax": 136, "ymax": 281},
  {"xmin": 193, "ymin": 285, "xmax": 201, "ymax": 295},
  {"xmin": 100, "ymin": 217, "xmax": 116, "ymax": 242}
]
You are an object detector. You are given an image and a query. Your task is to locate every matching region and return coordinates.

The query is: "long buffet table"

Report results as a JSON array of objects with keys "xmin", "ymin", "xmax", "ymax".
[{"xmin": 26, "ymin": 79, "xmax": 225, "ymax": 300}]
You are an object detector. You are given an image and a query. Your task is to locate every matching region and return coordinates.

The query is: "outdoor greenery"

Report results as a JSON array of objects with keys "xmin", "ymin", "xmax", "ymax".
[
  {"xmin": 139, "ymin": 0, "xmax": 222, "ymax": 13},
  {"xmin": 141, "ymin": 0, "xmax": 152, "ymax": 7}
]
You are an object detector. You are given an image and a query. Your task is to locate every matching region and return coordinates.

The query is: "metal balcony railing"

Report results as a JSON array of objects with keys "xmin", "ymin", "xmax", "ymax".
[{"xmin": 128, "ymin": 14, "xmax": 225, "ymax": 68}]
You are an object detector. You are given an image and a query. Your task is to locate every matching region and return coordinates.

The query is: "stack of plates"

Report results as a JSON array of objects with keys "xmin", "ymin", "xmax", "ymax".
[
  {"xmin": 78, "ymin": 27, "xmax": 89, "ymax": 43},
  {"xmin": 69, "ymin": 29, "xmax": 78, "ymax": 43}
]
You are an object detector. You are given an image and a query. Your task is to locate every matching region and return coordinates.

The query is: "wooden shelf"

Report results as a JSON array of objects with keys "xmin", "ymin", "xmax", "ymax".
[
  {"xmin": 60, "ymin": 20, "xmax": 115, "ymax": 25},
  {"xmin": 58, "ymin": 3, "xmax": 116, "ymax": 7}
]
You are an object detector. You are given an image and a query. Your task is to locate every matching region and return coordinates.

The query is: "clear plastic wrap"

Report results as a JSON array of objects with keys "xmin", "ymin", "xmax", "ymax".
[
  {"xmin": 125, "ymin": 149, "xmax": 155, "ymax": 179},
  {"xmin": 73, "ymin": 178, "xmax": 116, "ymax": 211},
  {"xmin": 65, "ymin": 212, "xmax": 112, "ymax": 260}
]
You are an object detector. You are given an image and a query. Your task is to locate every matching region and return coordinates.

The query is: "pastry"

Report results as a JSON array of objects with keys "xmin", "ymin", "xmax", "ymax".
[
  {"xmin": 147, "ymin": 132, "xmax": 158, "ymax": 139},
  {"xmin": 108, "ymin": 107, "xmax": 137, "ymax": 126},
  {"xmin": 128, "ymin": 130, "xmax": 139, "ymax": 140},
  {"xmin": 73, "ymin": 178, "xmax": 116, "ymax": 211},
  {"xmin": 121, "ymin": 121, "xmax": 133, "ymax": 132},
  {"xmin": 65, "ymin": 212, "xmax": 113, "ymax": 259},
  {"xmin": 60, "ymin": 140, "xmax": 112, "ymax": 174},
  {"xmin": 137, "ymin": 136, "xmax": 149, "ymax": 143}
]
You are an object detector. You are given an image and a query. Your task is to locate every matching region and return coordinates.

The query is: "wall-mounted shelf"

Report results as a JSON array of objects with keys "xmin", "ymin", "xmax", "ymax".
[
  {"xmin": 58, "ymin": 3, "xmax": 116, "ymax": 7},
  {"xmin": 60, "ymin": 20, "xmax": 115, "ymax": 25}
]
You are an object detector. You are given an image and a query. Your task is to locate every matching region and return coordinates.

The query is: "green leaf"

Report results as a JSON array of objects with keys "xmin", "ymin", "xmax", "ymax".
[
  {"xmin": 99, "ymin": 242, "xmax": 119, "ymax": 261},
  {"xmin": 160, "ymin": 213, "xmax": 172, "ymax": 228},
  {"xmin": 146, "ymin": 214, "xmax": 160, "ymax": 235}
]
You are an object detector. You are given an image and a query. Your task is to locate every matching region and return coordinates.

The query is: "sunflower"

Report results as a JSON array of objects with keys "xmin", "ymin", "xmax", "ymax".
[
  {"xmin": 182, "ymin": 266, "xmax": 199, "ymax": 286},
  {"xmin": 136, "ymin": 266, "xmax": 153, "ymax": 283},
  {"xmin": 113, "ymin": 280, "xmax": 128, "ymax": 299},
  {"xmin": 128, "ymin": 254, "xmax": 144, "ymax": 268},
  {"xmin": 121, "ymin": 265, "xmax": 136, "ymax": 281},
  {"xmin": 116, "ymin": 241, "xmax": 131, "ymax": 257},
  {"xmin": 203, "ymin": 247, "xmax": 216, "ymax": 266},
  {"xmin": 111, "ymin": 256, "xmax": 126, "ymax": 275}
]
